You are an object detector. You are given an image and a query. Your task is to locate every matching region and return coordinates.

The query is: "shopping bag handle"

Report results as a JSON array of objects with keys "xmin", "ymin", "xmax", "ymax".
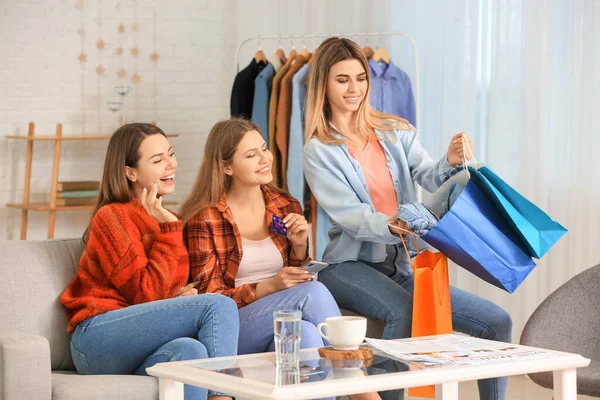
[
  {"xmin": 398, "ymin": 233, "xmax": 419, "ymax": 271},
  {"xmin": 461, "ymin": 134, "xmax": 480, "ymax": 179}
]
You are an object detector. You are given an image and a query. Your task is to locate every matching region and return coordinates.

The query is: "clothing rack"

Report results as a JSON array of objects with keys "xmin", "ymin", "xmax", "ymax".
[{"xmin": 235, "ymin": 31, "xmax": 421, "ymax": 129}]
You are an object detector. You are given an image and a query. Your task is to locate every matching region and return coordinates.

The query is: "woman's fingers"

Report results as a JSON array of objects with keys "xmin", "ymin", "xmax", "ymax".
[
  {"xmin": 287, "ymin": 220, "xmax": 308, "ymax": 236},
  {"xmin": 141, "ymin": 188, "xmax": 148, "ymax": 209}
]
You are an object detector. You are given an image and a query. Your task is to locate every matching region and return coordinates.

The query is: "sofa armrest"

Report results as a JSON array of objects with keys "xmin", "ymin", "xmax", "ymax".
[{"xmin": 0, "ymin": 330, "xmax": 52, "ymax": 400}]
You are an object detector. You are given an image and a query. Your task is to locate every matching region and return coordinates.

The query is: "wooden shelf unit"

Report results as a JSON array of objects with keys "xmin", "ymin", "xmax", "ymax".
[
  {"xmin": 6, "ymin": 201, "xmax": 178, "ymax": 212},
  {"xmin": 5, "ymin": 122, "xmax": 179, "ymax": 240}
]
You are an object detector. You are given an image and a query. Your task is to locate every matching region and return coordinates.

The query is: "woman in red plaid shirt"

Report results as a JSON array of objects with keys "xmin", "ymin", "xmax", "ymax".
[{"xmin": 180, "ymin": 119, "xmax": 342, "ymax": 355}]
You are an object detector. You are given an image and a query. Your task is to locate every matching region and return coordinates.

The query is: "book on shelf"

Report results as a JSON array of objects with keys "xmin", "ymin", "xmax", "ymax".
[
  {"xmin": 57, "ymin": 190, "xmax": 99, "ymax": 199},
  {"xmin": 54, "ymin": 197, "xmax": 97, "ymax": 206},
  {"xmin": 56, "ymin": 181, "xmax": 99, "ymax": 192}
]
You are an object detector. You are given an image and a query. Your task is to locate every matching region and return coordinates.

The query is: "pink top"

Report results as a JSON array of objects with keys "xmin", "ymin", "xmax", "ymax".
[
  {"xmin": 235, "ymin": 236, "xmax": 284, "ymax": 288},
  {"xmin": 349, "ymin": 137, "xmax": 398, "ymax": 216}
]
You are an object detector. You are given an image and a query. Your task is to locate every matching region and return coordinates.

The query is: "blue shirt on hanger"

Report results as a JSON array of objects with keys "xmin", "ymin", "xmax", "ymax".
[
  {"xmin": 369, "ymin": 59, "xmax": 416, "ymax": 127},
  {"xmin": 287, "ymin": 63, "xmax": 310, "ymax": 207},
  {"xmin": 252, "ymin": 63, "xmax": 276, "ymax": 144}
]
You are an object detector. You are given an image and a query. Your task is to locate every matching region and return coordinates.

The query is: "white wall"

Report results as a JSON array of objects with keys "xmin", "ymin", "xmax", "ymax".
[
  {"xmin": 0, "ymin": 0, "xmax": 236, "ymax": 240},
  {"xmin": 234, "ymin": 0, "xmax": 393, "ymax": 65},
  {"xmin": 1, "ymin": 0, "xmax": 390, "ymax": 241}
]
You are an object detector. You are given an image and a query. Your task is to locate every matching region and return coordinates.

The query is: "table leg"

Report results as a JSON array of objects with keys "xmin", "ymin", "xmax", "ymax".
[
  {"xmin": 159, "ymin": 378, "xmax": 184, "ymax": 400},
  {"xmin": 553, "ymin": 368, "xmax": 577, "ymax": 400},
  {"xmin": 435, "ymin": 381, "xmax": 458, "ymax": 400}
]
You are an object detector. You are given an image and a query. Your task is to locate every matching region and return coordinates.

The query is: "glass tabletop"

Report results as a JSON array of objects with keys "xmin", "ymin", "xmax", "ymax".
[{"xmin": 186, "ymin": 347, "xmax": 445, "ymax": 387}]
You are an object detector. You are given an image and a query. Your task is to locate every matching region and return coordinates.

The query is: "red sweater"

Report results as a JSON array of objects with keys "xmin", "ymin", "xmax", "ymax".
[{"xmin": 60, "ymin": 199, "xmax": 189, "ymax": 333}]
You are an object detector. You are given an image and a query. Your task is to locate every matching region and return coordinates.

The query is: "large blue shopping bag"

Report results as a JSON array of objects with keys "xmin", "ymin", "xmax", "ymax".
[
  {"xmin": 422, "ymin": 176, "xmax": 537, "ymax": 293},
  {"xmin": 469, "ymin": 166, "xmax": 567, "ymax": 258}
]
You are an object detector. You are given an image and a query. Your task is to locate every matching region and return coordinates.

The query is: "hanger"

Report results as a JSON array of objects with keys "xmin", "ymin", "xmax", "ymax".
[
  {"xmin": 287, "ymin": 39, "xmax": 297, "ymax": 62},
  {"xmin": 253, "ymin": 37, "xmax": 267, "ymax": 64},
  {"xmin": 253, "ymin": 46, "xmax": 267, "ymax": 64},
  {"xmin": 372, "ymin": 34, "xmax": 391, "ymax": 64},
  {"xmin": 300, "ymin": 37, "xmax": 310, "ymax": 59},
  {"xmin": 254, "ymin": 50, "xmax": 267, "ymax": 64},
  {"xmin": 372, "ymin": 47, "xmax": 390, "ymax": 64},
  {"xmin": 275, "ymin": 38, "xmax": 287, "ymax": 64},
  {"xmin": 361, "ymin": 35, "xmax": 374, "ymax": 59}
]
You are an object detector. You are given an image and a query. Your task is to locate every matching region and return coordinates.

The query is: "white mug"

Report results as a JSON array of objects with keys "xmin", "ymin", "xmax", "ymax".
[{"xmin": 316, "ymin": 316, "xmax": 367, "ymax": 350}]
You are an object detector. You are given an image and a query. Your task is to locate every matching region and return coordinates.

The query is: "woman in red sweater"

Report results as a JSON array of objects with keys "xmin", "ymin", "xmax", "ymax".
[{"xmin": 60, "ymin": 123, "xmax": 239, "ymax": 400}]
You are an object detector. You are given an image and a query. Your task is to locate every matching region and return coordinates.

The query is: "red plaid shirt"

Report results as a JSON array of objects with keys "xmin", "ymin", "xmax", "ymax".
[{"xmin": 186, "ymin": 186, "xmax": 310, "ymax": 308}]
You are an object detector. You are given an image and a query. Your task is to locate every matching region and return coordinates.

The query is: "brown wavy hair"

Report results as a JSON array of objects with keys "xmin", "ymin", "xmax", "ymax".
[
  {"xmin": 180, "ymin": 119, "xmax": 284, "ymax": 226},
  {"xmin": 83, "ymin": 123, "xmax": 166, "ymax": 242},
  {"xmin": 305, "ymin": 37, "xmax": 411, "ymax": 145}
]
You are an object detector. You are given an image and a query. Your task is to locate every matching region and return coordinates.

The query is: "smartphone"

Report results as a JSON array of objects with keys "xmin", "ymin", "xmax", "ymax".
[{"xmin": 300, "ymin": 260, "xmax": 329, "ymax": 274}]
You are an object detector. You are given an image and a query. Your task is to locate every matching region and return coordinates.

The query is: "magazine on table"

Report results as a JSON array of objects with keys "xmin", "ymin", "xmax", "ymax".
[{"xmin": 365, "ymin": 334, "xmax": 554, "ymax": 366}]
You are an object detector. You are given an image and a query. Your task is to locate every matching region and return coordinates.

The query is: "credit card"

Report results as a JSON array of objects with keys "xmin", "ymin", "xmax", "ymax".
[{"xmin": 271, "ymin": 215, "xmax": 287, "ymax": 235}]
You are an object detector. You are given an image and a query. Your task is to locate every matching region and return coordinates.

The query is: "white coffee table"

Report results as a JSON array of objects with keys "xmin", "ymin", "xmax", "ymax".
[{"xmin": 146, "ymin": 335, "xmax": 589, "ymax": 400}]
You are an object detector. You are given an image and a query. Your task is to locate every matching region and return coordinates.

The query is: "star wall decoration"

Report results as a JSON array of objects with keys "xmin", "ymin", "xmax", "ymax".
[
  {"xmin": 77, "ymin": 52, "xmax": 87, "ymax": 63},
  {"xmin": 117, "ymin": 68, "xmax": 127, "ymax": 78},
  {"xmin": 96, "ymin": 65, "xmax": 105, "ymax": 75}
]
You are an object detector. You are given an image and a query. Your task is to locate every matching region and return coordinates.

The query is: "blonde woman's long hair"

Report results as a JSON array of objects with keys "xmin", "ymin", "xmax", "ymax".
[
  {"xmin": 180, "ymin": 119, "xmax": 284, "ymax": 227},
  {"xmin": 305, "ymin": 37, "xmax": 411, "ymax": 145}
]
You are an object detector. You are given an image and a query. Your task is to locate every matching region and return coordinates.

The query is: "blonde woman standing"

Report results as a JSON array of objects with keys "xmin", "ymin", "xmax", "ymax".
[{"xmin": 302, "ymin": 37, "xmax": 511, "ymax": 400}]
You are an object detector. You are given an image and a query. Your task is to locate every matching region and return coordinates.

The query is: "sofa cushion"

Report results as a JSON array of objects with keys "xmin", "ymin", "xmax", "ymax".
[
  {"xmin": 0, "ymin": 238, "xmax": 84, "ymax": 370},
  {"xmin": 52, "ymin": 371, "xmax": 157, "ymax": 400}
]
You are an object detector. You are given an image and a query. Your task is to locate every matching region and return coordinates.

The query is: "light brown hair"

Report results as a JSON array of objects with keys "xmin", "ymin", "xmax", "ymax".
[
  {"xmin": 83, "ymin": 123, "xmax": 166, "ymax": 242},
  {"xmin": 180, "ymin": 119, "xmax": 284, "ymax": 226},
  {"xmin": 305, "ymin": 37, "xmax": 410, "ymax": 145}
]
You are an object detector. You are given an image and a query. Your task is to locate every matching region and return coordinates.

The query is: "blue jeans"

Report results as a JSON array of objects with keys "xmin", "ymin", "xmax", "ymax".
[
  {"xmin": 238, "ymin": 281, "xmax": 341, "ymax": 354},
  {"xmin": 318, "ymin": 245, "xmax": 512, "ymax": 400},
  {"xmin": 70, "ymin": 294, "xmax": 239, "ymax": 400}
]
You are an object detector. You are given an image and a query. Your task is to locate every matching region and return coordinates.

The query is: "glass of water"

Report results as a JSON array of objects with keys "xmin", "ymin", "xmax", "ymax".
[{"xmin": 273, "ymin": 310, "xmax": 302, "ymax": 367}]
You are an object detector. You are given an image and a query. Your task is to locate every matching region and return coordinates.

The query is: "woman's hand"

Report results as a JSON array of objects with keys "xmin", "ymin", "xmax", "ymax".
[
  {"xmin": 256, "ymin": 267, "xmax": 313, "ymax": 299},
  {"xmin": 447, "ymin": 132, "xmax": 474, "ymax": 168},
  {"xmin": 177, "ymin": 287, "xmax": 198, "ymax": 297},
  {"xmin": 284, "ymin": 213, "xmax": 309, "ymax": 255},
  {"xmin": 388, "ymin": 214, "xmax": 409, "ymax": 235},
  {"xmin": 269, "ymin": 267, "xmax": 314, "ymax": 291},
  {"xmin": 141, "ymin": 183, "xmax": 178, "ymax": 224}
]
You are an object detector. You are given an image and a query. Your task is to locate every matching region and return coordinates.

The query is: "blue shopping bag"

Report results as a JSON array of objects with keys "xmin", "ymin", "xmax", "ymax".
[
  {"xmin": 423, "ymin": 177, "xmax": 537, "ymax": 293},
  {"xmin": 469, "ymin": 166, "xmax": 567, "ymax": 258}
]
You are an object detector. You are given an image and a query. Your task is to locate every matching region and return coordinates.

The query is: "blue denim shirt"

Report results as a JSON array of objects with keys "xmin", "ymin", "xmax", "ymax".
[
  {"xmin": 251, "ymin": 63, "xmax": 275, "ymax": 144},
  {"xmin": 302, "ymin": 127, "xmax": 455, "ymax": 264},
  {"xmin": 287, "ymin": 63, "xmax": 310, "ymax": 205}
]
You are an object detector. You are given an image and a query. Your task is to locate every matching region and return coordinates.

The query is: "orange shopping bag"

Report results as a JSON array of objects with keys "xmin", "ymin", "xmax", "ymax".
[{"xmin": 400, "ymin": 236, "xmax": 453, "ymax": 398}]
